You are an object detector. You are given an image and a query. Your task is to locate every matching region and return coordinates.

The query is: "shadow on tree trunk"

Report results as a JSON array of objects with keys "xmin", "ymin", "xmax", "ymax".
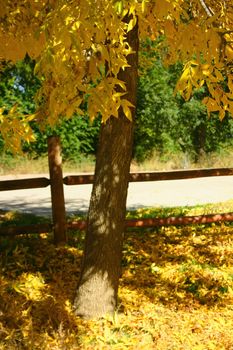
[{"xmin": 73, "ymin": 18, "xmax": 139, "ymax": 319}]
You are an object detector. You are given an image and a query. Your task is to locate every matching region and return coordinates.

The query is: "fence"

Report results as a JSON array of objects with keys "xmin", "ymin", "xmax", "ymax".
[{"xmin": 1, "ymin": 136, "xmax": 233, "ymax": 244}]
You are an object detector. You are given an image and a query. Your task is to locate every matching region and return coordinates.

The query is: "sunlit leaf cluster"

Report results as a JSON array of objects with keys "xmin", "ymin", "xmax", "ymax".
[
  {"xmin": 0, "ymin": 1, "xmax": 233, "ymax": 151},
  {"xmin": 0, "ymin": 105, "xmax": 35, "ymax": 153}
]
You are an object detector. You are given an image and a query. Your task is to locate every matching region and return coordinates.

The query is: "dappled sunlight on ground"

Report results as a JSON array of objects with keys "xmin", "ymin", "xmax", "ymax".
[{"xmin": 0, "ymin": 214, "xmax": 233, "ymax": 349}]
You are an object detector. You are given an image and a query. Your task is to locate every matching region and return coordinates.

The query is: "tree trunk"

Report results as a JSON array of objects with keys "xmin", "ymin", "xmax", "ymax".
[
  {"xmin": 194, "ymin": 123, "xmax": 206, "ymax": 162},
  {"xmin": 73, "ymin": 20, "xmax": 139, "ymax": 319}
]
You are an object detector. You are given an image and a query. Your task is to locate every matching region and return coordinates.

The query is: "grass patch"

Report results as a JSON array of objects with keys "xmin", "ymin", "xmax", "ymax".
[
  {"xmin": 131, "ymin": 146, "xmax": 233, "ymax": 172},
  {"xmin": 126, "ymin": 199, "xmax": 233, "ymax": 219},
  {"xmin": 0, "ymin": 210, "xmax": 50, "ymax": 227},
  {"xmin": 1, "ymin": 146, "xmax": 233, "ymax": 176},
  {"xmin": 0, "ymin": 207, "xmax": 233, "ymax": 349},
  {"xmin": 0, "ymin": 154, "xmax": 95, "ymax": 176}
]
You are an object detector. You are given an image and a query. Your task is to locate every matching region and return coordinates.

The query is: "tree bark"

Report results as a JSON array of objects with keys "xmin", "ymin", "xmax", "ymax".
[
  {"xmin": 73, "ymin": 19, "xmax": 139, "ymax": 319},
  {"xmin": 193, "ymin": 123, "xmax": 206, "ymax": 162}
]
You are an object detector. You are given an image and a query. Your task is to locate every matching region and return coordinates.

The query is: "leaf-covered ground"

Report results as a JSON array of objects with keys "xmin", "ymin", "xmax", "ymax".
[{"xmin": 0, "ymin": 208, "xmax": 233, "ymax": 349}]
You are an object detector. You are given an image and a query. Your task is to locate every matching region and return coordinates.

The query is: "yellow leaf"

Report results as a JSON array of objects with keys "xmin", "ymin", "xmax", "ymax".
[
  {"xmin": 121, "ymin": 99, "xmax": 134, "ymax": 121},
  {"xmin": 129, "ymin": 4, "xmax": 136, "ymax": 16},
  {"xmin": 141, "ymin": 0, "xmax": 147, "ymax": 13},
  {"xmin": 127, "ymin": 16, "xmax": 137, "ymax": 32},
  {"xmin": 114, "ymin": 0, "xmax": 123, "ymax": 15},
  {"xmin": 225, "ymin": 43, "xmax": 233, "ymax": 61},
  {"xmin": 203, "ymin": 97, "xmax": 220, "ymax": 117}
]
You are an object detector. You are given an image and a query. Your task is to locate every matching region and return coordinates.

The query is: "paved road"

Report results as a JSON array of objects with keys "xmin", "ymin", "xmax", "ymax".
[{"xmin": 0, "ymin": 173, "xmax": 233, "ymax": 216}]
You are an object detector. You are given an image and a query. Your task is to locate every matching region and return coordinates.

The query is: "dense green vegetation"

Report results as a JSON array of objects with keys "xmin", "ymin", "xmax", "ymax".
[
  {"xmin": 135, "ymin": 56, "xmax": 233, "ymax": 162},
  {"xmin": 1, "ymin": 54, "xmax": 233, "ymax": 163},
  {"xmin": 0, "ymin": 57, "xmax": 100, "ymax": 161}
]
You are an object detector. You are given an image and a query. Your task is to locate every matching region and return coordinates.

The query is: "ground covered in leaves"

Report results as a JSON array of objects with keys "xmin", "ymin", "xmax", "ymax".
[{"xmin": 0, "ymin": 209, "xmax": 233, "ymax": 349}]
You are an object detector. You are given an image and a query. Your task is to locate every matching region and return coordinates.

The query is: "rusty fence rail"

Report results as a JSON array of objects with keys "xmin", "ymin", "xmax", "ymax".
[
  {"xmin": 0, "ymin": 136, "xmax": 233, "ymax": 243},
  {"xmin": 63, "ymin": 167, "xmax": 233, "ymax": 185}
]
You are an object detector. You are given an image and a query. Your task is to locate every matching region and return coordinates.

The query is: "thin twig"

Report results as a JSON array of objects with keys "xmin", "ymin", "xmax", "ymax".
[{"xmin": 199, "ymin": 0, "xmax": 215, "ymax": 17}]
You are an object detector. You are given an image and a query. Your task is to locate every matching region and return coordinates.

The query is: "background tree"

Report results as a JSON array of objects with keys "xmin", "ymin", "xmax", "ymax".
[
  {"xmin": 135, "ymin": 58, "xmax": 233, "ymax": 163},
  {"xmin": 1, "ymin": 53, "xmax": 232, "ymax": 164},
  {"xmin": 0, "ymin": 58, "xmax": 100, "ymax": 159},
  {"xmin": 1, "ymin": 0, "xmax": 233, "ymax": 319}
]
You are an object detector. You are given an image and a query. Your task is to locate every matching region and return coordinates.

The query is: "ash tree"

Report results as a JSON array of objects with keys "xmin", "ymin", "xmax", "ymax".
[{"xmin": 0, "ymin": 0, "xmax": 233, "ymax": 318}]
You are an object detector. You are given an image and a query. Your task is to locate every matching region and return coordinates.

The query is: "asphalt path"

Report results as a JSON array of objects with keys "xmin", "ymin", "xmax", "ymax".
[{"xmin": 0, "ymin": 173, "xmax": 233, "ymax": 216}]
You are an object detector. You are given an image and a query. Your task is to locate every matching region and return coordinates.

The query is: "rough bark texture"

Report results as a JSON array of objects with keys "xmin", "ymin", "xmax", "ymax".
[{"xmin": 73, "ymin": 20, "xmax": 139, "ymax": 319}]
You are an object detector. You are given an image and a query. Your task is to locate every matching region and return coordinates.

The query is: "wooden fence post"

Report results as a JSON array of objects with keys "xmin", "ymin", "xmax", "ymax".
[{"xmin": 48, "ymin": 135, "xmax": 67, "ymax": 244}]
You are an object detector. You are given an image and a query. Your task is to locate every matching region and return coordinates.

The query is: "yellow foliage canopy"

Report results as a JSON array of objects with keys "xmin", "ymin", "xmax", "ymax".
[{"xmin": 0, "ymin": 0, "xmax": 233, "ymax": 150}]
